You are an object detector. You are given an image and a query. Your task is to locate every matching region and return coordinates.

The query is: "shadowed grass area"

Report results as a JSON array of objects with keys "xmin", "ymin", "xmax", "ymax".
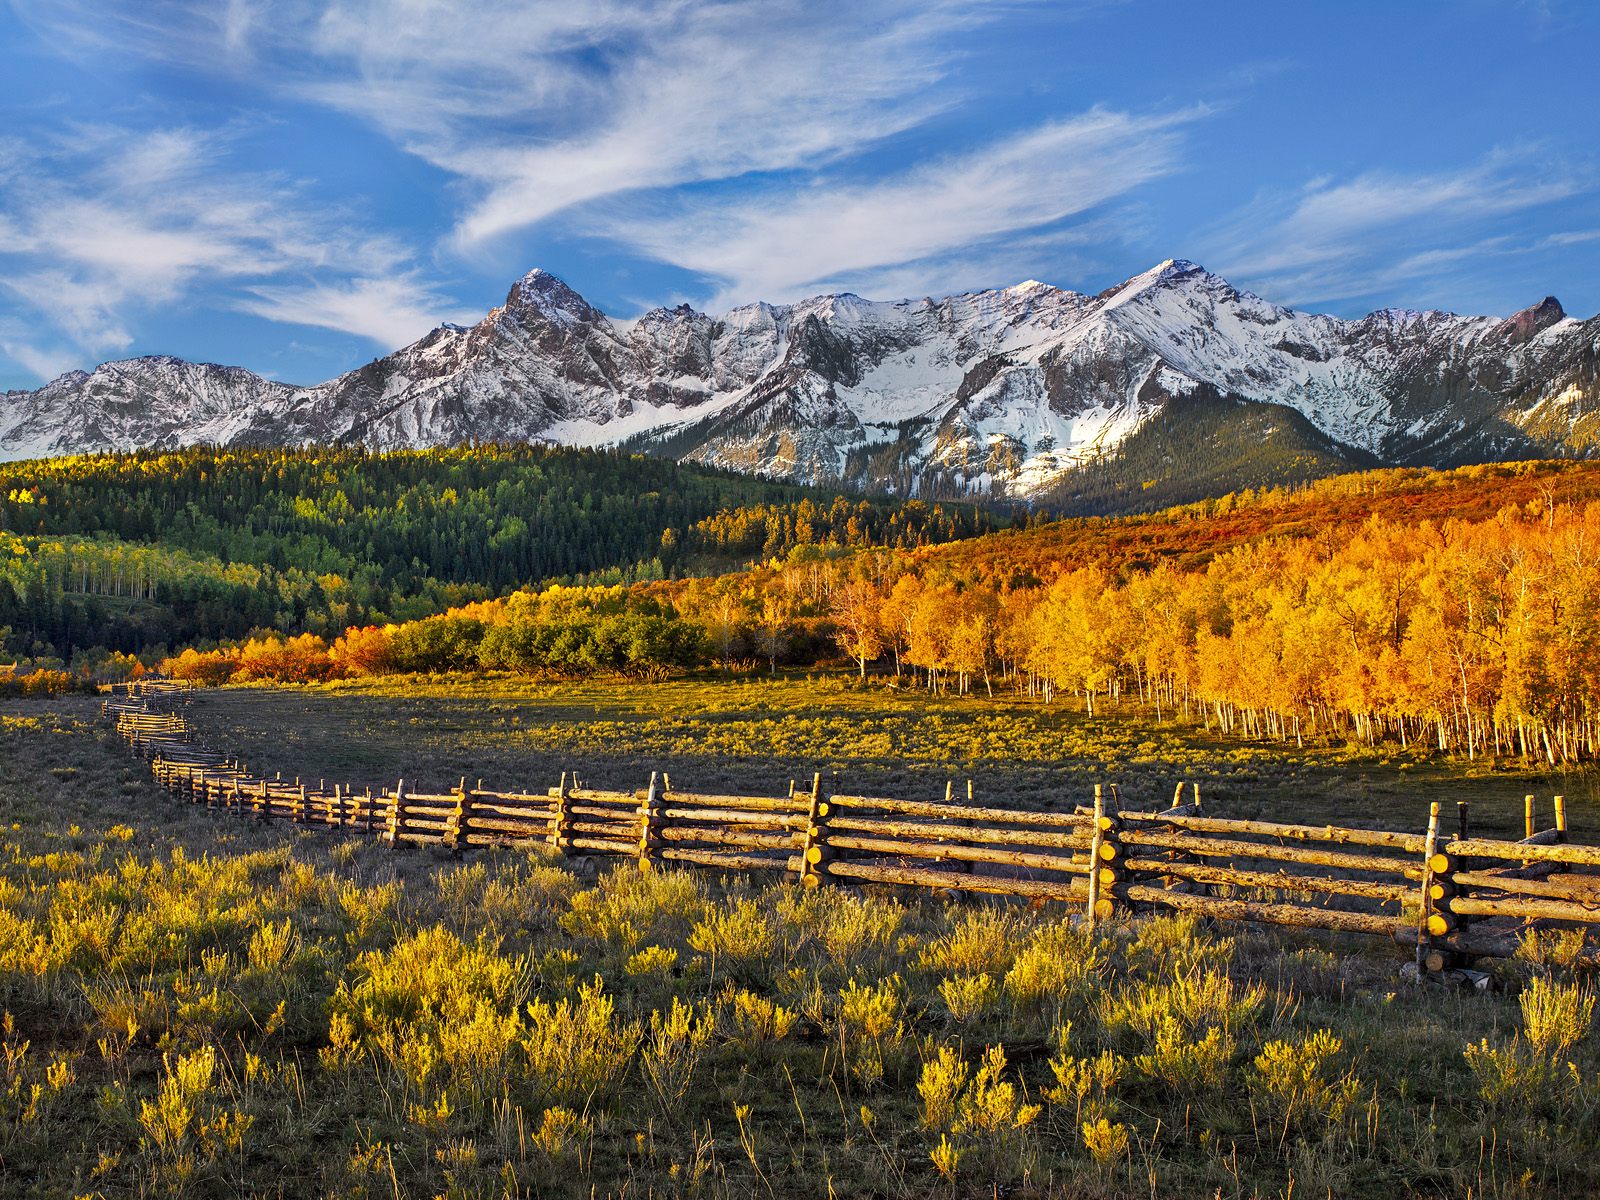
[
  {"xmin": 1, "ymin": 691, "xmax": 1596, "ymax": 1198},
  {"xmin": 184, "ymin": 674, "xmax": 1599, "ymax": 843}
]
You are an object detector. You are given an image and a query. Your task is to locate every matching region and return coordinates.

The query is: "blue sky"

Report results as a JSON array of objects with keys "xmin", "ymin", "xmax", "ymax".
[{"xmin": 1, "ymin": 0, "xmax": 1596, "ymax": 390}]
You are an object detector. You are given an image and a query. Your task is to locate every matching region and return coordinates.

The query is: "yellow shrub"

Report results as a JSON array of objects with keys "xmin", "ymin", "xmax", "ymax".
[
  {"xmin": 917, "ymin": 1046, "xmax": 969, "ymax": 1131},
  {"xmin": 1003, "ymin": 925, "xmax": 1099, "ymax": 1010},
  {"xmin": 639, "ymin": 996, "xmax": 714, "ymax": 1117},
  {"xmin": 1249, "ymin": 1028, "xmax": 1361, "ymax": 1131},
  {"xmin": 624, "ymin": 945, "xmax": 679, "ymax": 977},
  {"xmin": 716, "ymin": 987, "xmax": 797, "ymax": 1049},
  {"xmin": 520, "ymin": 979, "xmax": 638, "ymax": 1110},
  {"xmin": 532, "ymin": 1106, "xmax": 589, "ymax": 1159},
  {"xmin": 1132, "ymin": 1022, "xmax": 1232, "ymax": 1095},
  {"xmin": 917, "ymin": 910, "xmax": 1025, "ymax": 977},
  {"xmin": 688, "ymin": 897, "xmax": 775, "ymax": 967},
  {"xmin": 561, "ymin": 868, "xmax": 706, "ymax": 951},
  {"xmin": 1520, "ymin": 975, "xmax": 1594, "ymax": 1058},
  {"xmin": 939, "ymin": 972, "xmax": 999, "ymax": 1024},
  {"xmin": 328, "ymin": 926, "xmax": 531, "ymax": 1103},
  {"xmin": 837, "ymin": 975, "xmax": 907, "ymax": 1090},
  {"xmin": 0, "ymin": 909, "xmax": 59, "ymax": 976},
  {"xmin": 1045, "ymin": 1022, "xmax": 1125, "ymax": 1126},
  {"xmin": 1081, "ymin": 1116, "xmax": 1130, "ymax": 1166}
]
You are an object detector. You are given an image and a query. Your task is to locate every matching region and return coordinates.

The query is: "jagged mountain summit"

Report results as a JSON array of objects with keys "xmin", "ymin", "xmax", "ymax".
[{"xmin": 2, "ymin": 261, "xmax": 1596, "ymax": 501}]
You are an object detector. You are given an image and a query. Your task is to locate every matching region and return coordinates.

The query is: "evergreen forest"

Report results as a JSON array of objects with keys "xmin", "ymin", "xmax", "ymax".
[{"xmin": 0, "ymin": 445, "xmax": 994, "ymax": 665}]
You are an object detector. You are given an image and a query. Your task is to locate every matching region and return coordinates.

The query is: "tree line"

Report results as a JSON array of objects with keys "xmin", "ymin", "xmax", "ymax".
[
  {"xmin": 0, "ymin": 445, "xmax": 993, "ymax": 666},
  {"xmin": 161, "ymin": 481, "xmax": 1600, "ymax": 764}
]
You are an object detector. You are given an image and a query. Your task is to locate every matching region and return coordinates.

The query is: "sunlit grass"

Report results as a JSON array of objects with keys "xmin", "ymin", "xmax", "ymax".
[
  {"xmin": 189, "ymin": 673, "xmax": 1594, "ymax": 838},
  {"xmin": 0, "ymin": 692, "xmax": 1596, "ymax": 1196}
]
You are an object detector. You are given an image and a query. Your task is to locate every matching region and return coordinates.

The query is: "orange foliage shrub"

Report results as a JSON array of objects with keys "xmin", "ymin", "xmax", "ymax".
[
  {"xmin": 0, "ymin": 669, "xmax": 88, "ymax": 697},
  {"xmin": 235, "ymin": 634, "xmax": 341, "ymax": 683},
  {"xmin": 329, "ymin": 625, "xmax": 395, "ymax": 676},
  {"xmin": 163, "ymin": 647, "xmax": 241, "ymax": 686}
]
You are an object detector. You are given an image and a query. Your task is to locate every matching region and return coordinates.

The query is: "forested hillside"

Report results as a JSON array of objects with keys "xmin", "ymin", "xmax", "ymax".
[
  {"xmin": 907, "ymin": 456, "xmax": 1600, "ymax": 582},
  {"xmin": 0, "ymin": 445, "xmax": 995, "ymax": 664},
  {"xmin": 1032, "ymin": 388, "xmax": 1376, "ymax": 516},
  {"xmin": 160, "ymin": 459, "xmax": 1600, "ymax": 767},
  {"xmin": 13, "ymin": 446, "xmax": 1600, "ymax": 767}
]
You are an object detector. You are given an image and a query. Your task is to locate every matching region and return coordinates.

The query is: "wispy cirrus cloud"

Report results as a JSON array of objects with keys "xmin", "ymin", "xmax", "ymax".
[
  {"xmin": 1204, "ymin": 149, "xmax": 1594, "ymax": 311},
  {"xmin": 591, "ymin": 106, "xmax": 1201, "ymax": 308},
  {"xmin": 15, "ymin": 0, "xmax": 1020, "ymax": 247},
  {"xmin": 0, "ymin": 122, "xmax": 471, "ymax": 377},
  {"xmin": 5, "ymin": 0, "xmax": 1168, "ymax": 369},
  {"xmin": 0, "ymin": 325, "xmax": 82, "ymax": 387},
  {"xmin": 236, "ymin": 274, "xmax": 472, "ymax": 347}
]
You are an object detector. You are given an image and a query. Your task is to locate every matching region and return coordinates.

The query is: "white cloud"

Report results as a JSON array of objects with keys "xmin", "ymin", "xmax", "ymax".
[
  {"xmin": 0, "ymin": 123, "xmax": 462, "ymax": 374},
  {"xmin": 426, "ymin": 2, "xmax": 982, "ymax": 249},
  {"xmin": 1536, "ymin": 228, "xmax": 1600, "ymax": 249},
  {"xmin": 1205, "ymin": 150, "xmax": 1593, "ymax": 309},
  {"xmin": 3, "ymin": 0, "xmax": 1190, "ymax": 362},
  {"xmin": 791, "ymin": 219, "xmax": 1127, "ymax": 307},
  {"xmin": 11, "ymin": 0, "xmax": 1046, "ymax": 250},
  {"xmin": 237, "ymin": 274, "xmax": 476, "ymax": 348},
  {"xmin": 595, "ymin": 107, "xmax": 1200, "ymax": 308},
  {"xmin": 0, "ymin": 331, "xmax": 82, "ymax": 387}
]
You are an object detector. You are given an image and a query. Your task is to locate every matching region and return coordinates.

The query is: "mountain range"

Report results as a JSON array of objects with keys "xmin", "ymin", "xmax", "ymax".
[{"xmin": 3, "ymin": 260, "xmax": 1595, "ymax": 503}]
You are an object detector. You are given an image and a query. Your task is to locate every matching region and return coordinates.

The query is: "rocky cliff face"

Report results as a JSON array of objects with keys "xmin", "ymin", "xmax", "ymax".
[{"xmin": 3, "ymin": 261, "xmax": 1596, "ymax": 497}]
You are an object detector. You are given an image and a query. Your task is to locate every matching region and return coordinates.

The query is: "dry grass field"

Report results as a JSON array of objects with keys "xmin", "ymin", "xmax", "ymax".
[
  {"xmin": 0, "ymin": 686, "xmax": 1595, "ymax": 1198},
  {"xmin": 186, "ymin": 674, "xmax": 1595, "ymax": 842}
]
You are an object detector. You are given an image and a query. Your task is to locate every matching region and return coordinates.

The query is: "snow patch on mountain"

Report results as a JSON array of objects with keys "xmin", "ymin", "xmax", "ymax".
[{"xmin": 3, "ymin": 263, "xmax": 1597, "ymax": 497}]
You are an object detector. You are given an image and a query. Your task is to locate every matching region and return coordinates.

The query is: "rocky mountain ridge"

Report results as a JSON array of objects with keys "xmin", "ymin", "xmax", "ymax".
[{"xmin": 3, "ymin": 260, "xmax": 1596, "ymax": 499}]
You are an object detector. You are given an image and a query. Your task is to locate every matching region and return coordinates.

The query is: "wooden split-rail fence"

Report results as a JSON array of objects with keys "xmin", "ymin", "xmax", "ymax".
[{"xmin": 104, "ymin": 680, "xmax": 1600, "ymax": 970}]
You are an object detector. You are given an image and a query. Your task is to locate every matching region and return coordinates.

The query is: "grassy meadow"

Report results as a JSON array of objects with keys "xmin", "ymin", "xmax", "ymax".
[
  {"xmin": 185, "ymin": 673, "xmax": 1597, "ymax": 842},
  {"xmin": 0, "ymin": 683, "xmax": 1596, "ymax": 1197}
]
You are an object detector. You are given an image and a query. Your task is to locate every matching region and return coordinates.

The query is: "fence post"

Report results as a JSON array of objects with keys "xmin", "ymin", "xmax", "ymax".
[
  {"xmin": 637, "ymin": 771, "xmax": 662, "ymax": 870},
  {"xmin": 798, "ymin": 772, "xmax": 831, "ymax": 887},
  {"xmin": 1554, "ymin": 795, "xmax": 1567, "ymax": 841},
  {"xmin": 1098, "ymin": 785, "xmax": 1122, "ymax": 923},
  {"xmin": 1416, "ymin": 802, "xmax": 1448, "ymax": 974},
  {"xmin": 445, "ymin": 776, "xmax": 472, "ymax": 852},
  {"xmin": 548, "ymin": 773, "xmax": 572, "ymax": 855},
  {"xmin": 1086, "ymin": 785, "xmax": 1123, "ymax": 927},
  {"xmin": 386, "ymin": 779, "xmax": 406, "ymax": 847}
]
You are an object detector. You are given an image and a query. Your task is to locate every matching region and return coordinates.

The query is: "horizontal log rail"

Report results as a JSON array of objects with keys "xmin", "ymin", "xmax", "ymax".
[
  {"xmin": 1450, "ymin": 869, "xmax": 1600, "ymax": 902},
  {"xmin": 823, "ymin": 833, "xmax": 1089, "ymax": 875},
  {"xmin": 1120, "ymin": 811, "xmax": 1428, "ymax": 853},
  {"xmin": 1117, "ymin": 827, "xmax": 1423, "ymax": 879},
  {"xmin": 1121, "ymin": 884, "xmax": 1409, "ymax": 938},
  {"xmin": 1445, "ymin": 838, "xmax": 1600, "ymax": 868},
  {"xmin": 1119, "ymin": 856, "xmax": 1414, "ymax": 902},
  {"xmin": 825, "ymin": 814, "xmax": 1090, "ymax": 851},
  {"xmin": 830, "ymin": 793, "xmax": 1091, "ymax": 828},
  {"xmin": 102, "ymin": 680, "xmax": 1600, "ymax": 969},
  {"xmin": 827, "ymin": 860, "xmax": 1088, "ymax": 901}
]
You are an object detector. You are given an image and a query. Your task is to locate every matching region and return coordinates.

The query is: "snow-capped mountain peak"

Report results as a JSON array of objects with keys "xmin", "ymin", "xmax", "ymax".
[
  {"xmin": 500, "ymin": 268, "xmax": 606, "ymax": 327},
  {"xmin": 2, "ymin": 261, "xmax": 1596, "ymax": 499}
]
